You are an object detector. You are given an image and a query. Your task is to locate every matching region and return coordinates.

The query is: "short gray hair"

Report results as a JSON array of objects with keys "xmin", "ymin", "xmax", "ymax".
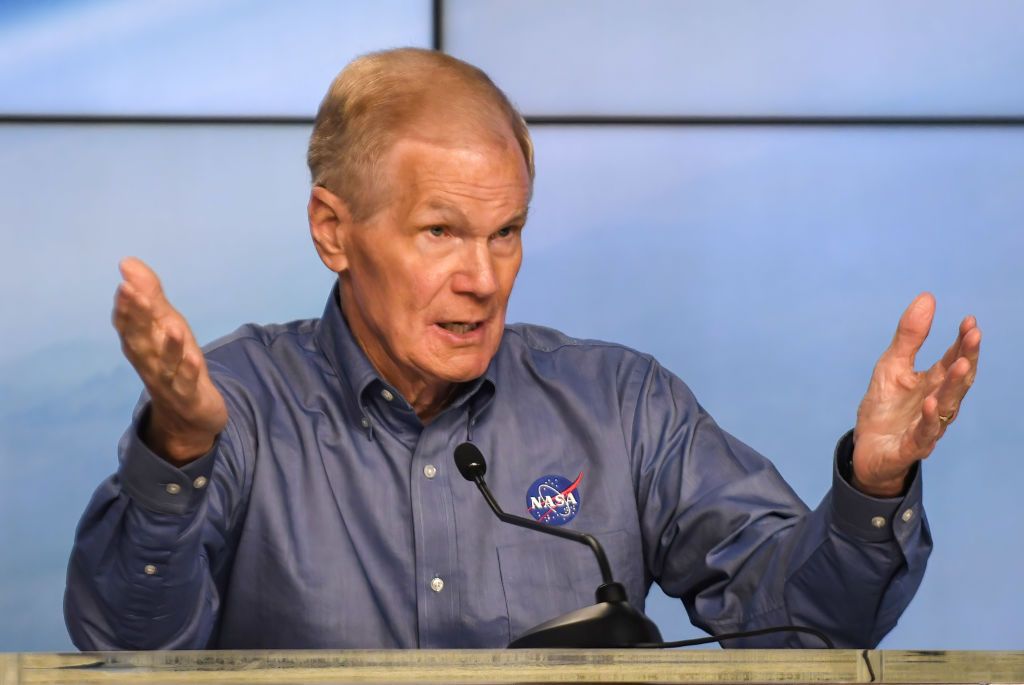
[{"xmin": 307, "ymin": 48, "xmax": 534, "ymax": 220}]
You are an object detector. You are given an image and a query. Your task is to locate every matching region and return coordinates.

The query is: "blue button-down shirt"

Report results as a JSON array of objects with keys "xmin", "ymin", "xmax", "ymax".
[{"xmin": 65, "ymin": 286, "xmax": 930, "ymax": 650}]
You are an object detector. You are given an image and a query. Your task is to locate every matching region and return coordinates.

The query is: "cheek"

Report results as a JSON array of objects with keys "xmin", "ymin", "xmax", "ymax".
[
  {"xmin": 501, "ymin": 250, "xmax": 523, "ymax": 287},
  {"xmin": 388, "ymin": 273, "xmax": 454, "ymax": 352},
  {"xmin": 403, "ymin": 274, "xmax": 450, "ymax": 322},
  {"xmin": 359, "ymin": 252, "xmax": 438, "ymax": 314}
]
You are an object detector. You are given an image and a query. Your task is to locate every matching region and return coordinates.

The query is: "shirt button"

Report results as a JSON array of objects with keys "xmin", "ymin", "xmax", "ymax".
[
  {"xmin": 423, "ymin": 464, "xmax": 437, "ymax": 479},
  {"xmin": 143, "ymin": 564, "xmax": 157, "ymax": 575},
  {"xmin": 381, "ymin": 389, "xmax": 394, "ymax": 402},
  {"xmin": 165, "ymin": 483, "xmax": 181, "ymax": 495},
  {"xmin": 430, "ymin": 576, "xmax": 445, "ymax": 593},
  {"xmin": 360, "ymin": 417, "xmax": 370, "ymax": 428},
  {"xmin": 870, "ymin": 516, "xmax": 886, "ymax": 529},
  {"xmin": 901, "ymin": 508, "xmax": 914, "ymax": 522},
  {"xmin": 193, "ymin": 476, "xmax": 208, "ymax": 489}
]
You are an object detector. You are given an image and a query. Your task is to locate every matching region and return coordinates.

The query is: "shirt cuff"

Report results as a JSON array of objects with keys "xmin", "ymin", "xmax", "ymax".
[
  {"xmin": 117, "ymin": 407, "xmax": 218, "ymax": 516},
  {"xmin": 829, "ymin": 429, "xmax": 923, "ymax": 543}
]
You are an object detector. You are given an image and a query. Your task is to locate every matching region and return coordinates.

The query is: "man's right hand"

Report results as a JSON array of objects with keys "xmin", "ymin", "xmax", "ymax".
[{"xmin": 113, "ymin": 257, "xmax": 228, "ymax": 466}]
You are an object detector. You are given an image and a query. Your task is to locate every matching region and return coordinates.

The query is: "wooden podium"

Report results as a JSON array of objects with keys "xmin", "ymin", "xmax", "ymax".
[{"xmin": 2, "ymin": 650, "xmax": 1022, "ymax": 684}]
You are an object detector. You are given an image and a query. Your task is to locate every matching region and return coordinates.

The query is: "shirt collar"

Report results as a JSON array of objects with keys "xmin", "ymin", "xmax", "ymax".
[
  {"xmin": 313, "ymin": 283, "xmax": 497, "ymax": 428},
  {"xmin": 314, "ymin": 282, "xmax": 382, "ymax": 403}
]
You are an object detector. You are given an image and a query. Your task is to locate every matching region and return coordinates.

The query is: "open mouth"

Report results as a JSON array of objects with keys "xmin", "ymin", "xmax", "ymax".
[{"xmin": 437, "ymin": 321, "xmax": 482, "ymax": 334}]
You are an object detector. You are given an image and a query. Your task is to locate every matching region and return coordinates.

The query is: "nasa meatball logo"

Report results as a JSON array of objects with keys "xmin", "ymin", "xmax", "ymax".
[{"xmin": 525, "ymin": 473, "xmax": 583, "ymax": 525}]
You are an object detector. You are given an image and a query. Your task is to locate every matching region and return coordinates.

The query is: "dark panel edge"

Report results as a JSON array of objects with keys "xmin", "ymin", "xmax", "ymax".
[
  {"xmin": 525, "ymin": 114, "xmax": 1024, "ymax": 127},
  {"xmin": 432, "ymin": 0, "xmax": 444, "ymax": 52},
  {"xmin": 3, "ymin": 114, "xmax": 1024, "ymax": 127},
  {"xmin": 0, "ymin": 114, "xmax": 314, "ymax": 125}
]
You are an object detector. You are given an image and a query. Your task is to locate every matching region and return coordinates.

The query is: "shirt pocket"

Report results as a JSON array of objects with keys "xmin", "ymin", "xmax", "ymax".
[{"xmin": 496, "ymin": 527, "xmax": 640, "ymax": 642}]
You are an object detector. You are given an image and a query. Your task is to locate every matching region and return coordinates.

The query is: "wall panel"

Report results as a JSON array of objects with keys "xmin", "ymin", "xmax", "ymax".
[{"xmin": 445, "ymin": 0, "xmax": 1024, "ymax": 116}]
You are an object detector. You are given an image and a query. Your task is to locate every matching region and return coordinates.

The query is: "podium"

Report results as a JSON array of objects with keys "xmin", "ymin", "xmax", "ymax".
[{"xmin": 2, "ymin": 650, "xmax": 1022, "ymax": 684}]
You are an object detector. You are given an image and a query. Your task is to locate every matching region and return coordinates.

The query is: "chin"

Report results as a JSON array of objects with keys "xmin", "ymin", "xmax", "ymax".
[
  {"xmin": 443, "ymin": 363, "xmax": 490, "ymax": 383},
  {"xmin": 431, "ymin": 353, "xmax": 493, "ymax": 384}
]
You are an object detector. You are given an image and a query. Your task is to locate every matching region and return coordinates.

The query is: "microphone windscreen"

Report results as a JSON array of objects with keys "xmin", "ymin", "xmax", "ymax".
[{"xmin": 453, "ymin": 442, "xmax": 487, "ymax": 481}]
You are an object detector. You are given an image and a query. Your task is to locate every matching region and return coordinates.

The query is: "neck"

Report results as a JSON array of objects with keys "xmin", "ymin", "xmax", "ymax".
[
  {"xmin": 407, "ymin": 381, "xmax": 460, "ymax": 424},
  {"xmin": 336, "ymin": 285, "xmax": 458, "ymax": 423}
]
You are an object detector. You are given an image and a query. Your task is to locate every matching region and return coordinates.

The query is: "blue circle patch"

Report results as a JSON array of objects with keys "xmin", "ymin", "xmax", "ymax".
[{"xmin": 525, "ymin": 473, "xmax": 583, "ymax": 526}]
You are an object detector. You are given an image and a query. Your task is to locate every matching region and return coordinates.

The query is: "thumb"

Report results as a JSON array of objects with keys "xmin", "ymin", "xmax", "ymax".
[{"xmin": 887, "ymin": 293, "xmax": 935, "ymax": 367}]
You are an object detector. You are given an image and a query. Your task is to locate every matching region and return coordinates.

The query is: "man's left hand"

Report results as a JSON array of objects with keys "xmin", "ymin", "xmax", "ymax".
[{"xmin": 852, "ymin": 293, "xmax": 981, "ymax": 497}]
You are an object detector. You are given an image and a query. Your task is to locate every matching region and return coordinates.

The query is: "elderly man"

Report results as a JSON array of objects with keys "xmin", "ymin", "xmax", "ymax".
[{"xmin": 66, "ymin": 48, "xmax": 980, "ymax": 650}]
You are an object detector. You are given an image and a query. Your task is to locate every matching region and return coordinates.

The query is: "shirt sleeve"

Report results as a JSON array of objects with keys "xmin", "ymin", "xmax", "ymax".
[
  {"xmin": 627, "ymin": 359, "xmax": 932, "ymax": 648},
  {"xmin": 63, "ymin": 367, "xmax": 255, "ymax": 650}
]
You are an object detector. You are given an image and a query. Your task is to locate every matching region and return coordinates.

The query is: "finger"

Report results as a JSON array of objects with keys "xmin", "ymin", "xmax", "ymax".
[
  {"xmin": 113, "ymin": 280, "xmax": 154, "ymax": 325},
  {"xmin": 937, "ymin": 315, "xmax": 978, "ymax": 370},
  {"xmin": 960, "ymin": 324, "xmax": 982, "ymax": 367},
  {"xmin": 908, "ymin": 394, "xmax": 942, "ymax": 457},
  {"xmin": 887, "ymin": 293, "xmax": 936, "ymax": 367},
  {"xmin": 113, "ymin": 282, "xmax": 158, "ymax": 348},
  {"xmin": 158, "ymin": 323, "xmax": 187, "ymax": 380},
  {"xmin": 935, "ymin": 355, "xmax": 975, "ymax": 417},
  {"xmin": 937, "ymin": 316, "xmax": 972, "ymax": 370},
  {"xmin": 119, "ymin": 256, "xmax": 160, "ymax": 295},
  {"xmin": 169, "ymin": 346, "xmax": 204, "ymax": 399},
  {"xmin": 119, "ymin": 257, "xmax": 173, "ymax": 318}
]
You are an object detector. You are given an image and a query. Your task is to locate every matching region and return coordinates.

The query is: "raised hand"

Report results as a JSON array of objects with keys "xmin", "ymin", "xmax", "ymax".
[
  {"xmin": 852, "ymin": 293, "xmax": 981, "ymax": 497},
  {"xmin": 112, "ymin": 257, "xmax": 227, "ymax": 465}
]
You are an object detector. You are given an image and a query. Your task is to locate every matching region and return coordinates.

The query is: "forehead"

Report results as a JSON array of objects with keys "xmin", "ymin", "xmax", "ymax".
[{"xmin": 382, "ymin": 132, "xmax": 531, "ymax": 214}]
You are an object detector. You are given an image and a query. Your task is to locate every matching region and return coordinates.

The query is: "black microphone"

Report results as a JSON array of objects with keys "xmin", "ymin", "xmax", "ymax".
[{"xmin": 453, "ymin": 442, "xmax": 662, "ymax": 648}]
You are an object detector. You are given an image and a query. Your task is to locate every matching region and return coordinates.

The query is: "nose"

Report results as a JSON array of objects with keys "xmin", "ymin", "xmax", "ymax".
[{"xmin": 452, "ymin": 239, "xmax": 499, "ymax": 298}]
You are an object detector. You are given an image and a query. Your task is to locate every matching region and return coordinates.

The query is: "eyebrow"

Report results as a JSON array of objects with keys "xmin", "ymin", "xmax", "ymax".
[
  {"xmin": 422, "ymin": 200, "xmax": 466, "ymax": 223},
  {"xmin": 504, "ymin": 208, "xmax": 529, "ymax": 226},
  {"xmin": 420, "ymin": 200, "xmax": 530, "ymax": 227}
]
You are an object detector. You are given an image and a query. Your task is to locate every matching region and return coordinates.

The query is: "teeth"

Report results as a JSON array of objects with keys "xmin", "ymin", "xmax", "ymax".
[{"xmin": 440, "ymin": 322, "xmax": 479, "ymax": 333}]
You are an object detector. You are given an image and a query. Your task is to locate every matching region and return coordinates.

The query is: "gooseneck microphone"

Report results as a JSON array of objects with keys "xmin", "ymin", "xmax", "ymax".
[
  {"xmin": 453, "ymin": 442, "xmax": 836, "ymax": 650},
  {"xmin": 453, "ymin": 442, "xmax": 663, "ymax": 648},
  {"xmin": 453, "ymin": 442, "xmax": 615, "ymax": 584}
]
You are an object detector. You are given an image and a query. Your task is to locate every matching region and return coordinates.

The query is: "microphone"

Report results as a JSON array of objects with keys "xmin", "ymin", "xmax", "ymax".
[{"xmin": 453, "ymin": 442, "xmax": 662, "ymax": 648}]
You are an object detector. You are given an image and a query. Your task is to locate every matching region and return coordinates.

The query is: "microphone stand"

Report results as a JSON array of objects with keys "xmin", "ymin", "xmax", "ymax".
[{"xmin": 454, "ymin": 442, "xmax": 663, "ymax": 648}]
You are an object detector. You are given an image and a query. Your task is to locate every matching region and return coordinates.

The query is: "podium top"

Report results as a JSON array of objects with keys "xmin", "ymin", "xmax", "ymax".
[{"xmin": 2, "ymin": 649, "xmax": 1023, "ymax": 685}]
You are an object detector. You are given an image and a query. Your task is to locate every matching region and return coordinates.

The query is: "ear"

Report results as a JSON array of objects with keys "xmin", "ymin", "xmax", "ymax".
[{"xmin": 308, "ymin": 186, "xmax": 353, "ymax": 273}]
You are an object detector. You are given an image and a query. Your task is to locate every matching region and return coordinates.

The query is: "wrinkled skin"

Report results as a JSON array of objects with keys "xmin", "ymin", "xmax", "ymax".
[{"xmin": 852, "ymin": 293, "xmax": 981, "ymax": 496}]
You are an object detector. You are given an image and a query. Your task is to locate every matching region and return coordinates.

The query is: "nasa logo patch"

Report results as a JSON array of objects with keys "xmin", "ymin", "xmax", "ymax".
[{"xmin": 525, "ymin": 472, "xmax": 583, "ymax": 525}]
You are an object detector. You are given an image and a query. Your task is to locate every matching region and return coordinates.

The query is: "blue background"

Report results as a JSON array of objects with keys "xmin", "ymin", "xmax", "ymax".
[{"xmin": 1, "ymin": 0, "xmax": 1021, "ymax": 650}]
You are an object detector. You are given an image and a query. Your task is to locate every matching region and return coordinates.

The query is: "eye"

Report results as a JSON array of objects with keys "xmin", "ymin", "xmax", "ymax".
[
  {"xmin": 427, "ymin": 226, "xmax": 445, "ymax": 237},
  {"xmin": 494, "ymin": 226, "xmax": 518, "ymax": 239}
]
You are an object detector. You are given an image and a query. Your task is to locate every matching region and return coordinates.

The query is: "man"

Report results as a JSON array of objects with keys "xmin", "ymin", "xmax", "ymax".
[{"xmin": 65, "ymin": 48, "xmax": 980, "ymax": 650}]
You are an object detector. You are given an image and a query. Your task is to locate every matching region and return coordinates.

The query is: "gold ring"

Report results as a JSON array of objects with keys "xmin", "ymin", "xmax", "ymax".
[{"xmin": 938, "ymin": 413, "xmax": 954, "ymax": 425}]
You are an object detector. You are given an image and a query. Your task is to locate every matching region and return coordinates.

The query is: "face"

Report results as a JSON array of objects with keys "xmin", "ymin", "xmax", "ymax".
[{"xmin": 312, "ymin": 127, "xmax": 531, "ymax": 405}]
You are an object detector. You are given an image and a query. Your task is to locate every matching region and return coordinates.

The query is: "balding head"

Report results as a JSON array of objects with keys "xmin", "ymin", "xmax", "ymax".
[{"xmin": 307, "ymin": 48, "xmax": 534, "ymax": 221}]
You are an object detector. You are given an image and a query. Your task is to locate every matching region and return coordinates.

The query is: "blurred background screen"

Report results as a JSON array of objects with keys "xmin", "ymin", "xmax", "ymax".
[{"xmin": 1, "ymin": 0, "xmax": 1021, "ymax": 651}]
